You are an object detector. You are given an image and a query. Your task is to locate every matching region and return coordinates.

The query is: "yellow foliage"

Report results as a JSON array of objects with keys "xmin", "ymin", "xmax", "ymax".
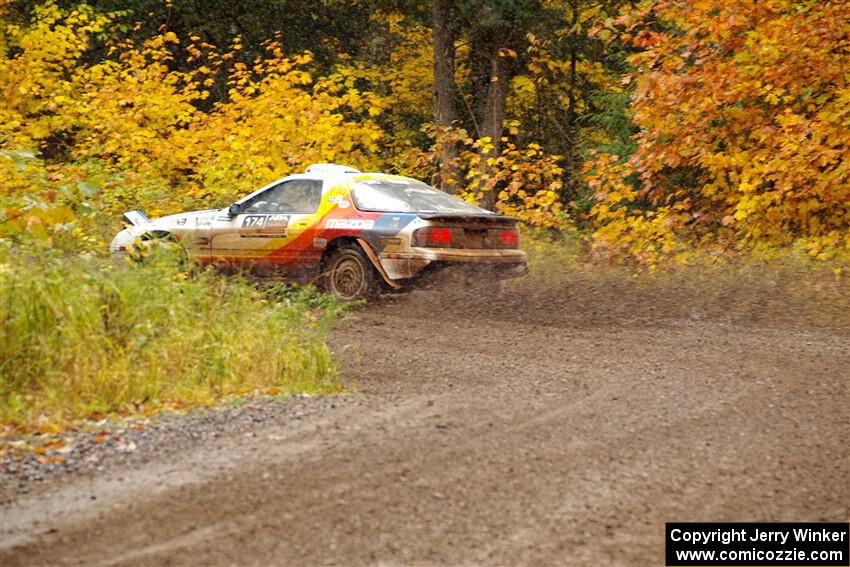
[
  {"xmin": 1, "ymin": 4, "xmax": 574, "ymax": 245},
  {"xmin": 454, "ymin": 127, "xmax": 565, "ymax": 227},
  {"xmin": 1, "ymin": 2, "xmax": 388, "ymax": 232},
  {"xmin": 332, "ymin": 12, "xmax": 433, "ymax": 175},
  {"xmin": 509, "ymin": 20, "xmax": 620, "ymax": 126}
]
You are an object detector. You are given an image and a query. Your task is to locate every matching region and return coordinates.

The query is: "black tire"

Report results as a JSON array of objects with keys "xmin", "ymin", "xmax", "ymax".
[{"xmin": 323, "ymin": 245, "xmax": 379, "ymax": 301}]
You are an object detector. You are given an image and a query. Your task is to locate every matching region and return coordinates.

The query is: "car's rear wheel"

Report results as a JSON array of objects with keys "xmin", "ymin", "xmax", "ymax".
[{"xmin": 323, "ymin": 245, "xmax": 379, "ymax": 301}]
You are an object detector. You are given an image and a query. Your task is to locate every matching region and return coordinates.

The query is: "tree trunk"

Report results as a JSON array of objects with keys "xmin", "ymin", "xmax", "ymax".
[
  {"xmin": 432, "ymin": 0, "xmax": 460, "ymax": 192},
  {"xmin": 476, "ymin": 44, "xmax": 511, "ymax": 210},
  {"xmin": 562, "ymin": 0, "xmax": 580, "ymax": 201}
]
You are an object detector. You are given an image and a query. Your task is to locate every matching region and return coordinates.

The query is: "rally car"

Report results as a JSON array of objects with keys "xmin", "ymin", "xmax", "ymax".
[{"xmin": 110, "ymin": 163, "xmax": 528, "ymax": 300}]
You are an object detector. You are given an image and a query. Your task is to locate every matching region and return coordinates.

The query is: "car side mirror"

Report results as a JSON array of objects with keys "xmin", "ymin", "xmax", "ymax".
[{"xmin": 228, "ymin": 203, "xmax": 243, "ymax": 217}]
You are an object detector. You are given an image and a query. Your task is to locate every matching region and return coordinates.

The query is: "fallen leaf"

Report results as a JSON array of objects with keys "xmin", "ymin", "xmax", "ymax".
[{"xmin": 38, "ymin": 423, "xmax": 62, "ymax": 435}]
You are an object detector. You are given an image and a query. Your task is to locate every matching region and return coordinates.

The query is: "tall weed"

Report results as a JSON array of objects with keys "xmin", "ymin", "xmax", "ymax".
[{"xmin": 0, "ymin": 247, "xmax": 344, "ymax": 425}]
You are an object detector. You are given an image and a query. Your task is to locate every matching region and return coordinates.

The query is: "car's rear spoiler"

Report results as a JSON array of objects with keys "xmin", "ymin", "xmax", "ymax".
[
  {"xmin": 122, "ymin": 210, "xmax": 151, "ymax": 227},
  {"xmin": 416, "ymin": 213, "xmax": 518, "ymax": 226}
]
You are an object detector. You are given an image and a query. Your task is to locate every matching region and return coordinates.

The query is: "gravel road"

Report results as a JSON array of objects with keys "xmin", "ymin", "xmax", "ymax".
[{"xmin": 2, "ymin": 274, "xmax": 848, "ymax": 566}]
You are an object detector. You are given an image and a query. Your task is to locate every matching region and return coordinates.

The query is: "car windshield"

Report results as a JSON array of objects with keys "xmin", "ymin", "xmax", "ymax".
[{"xmin": 350, "ymin": 177, "xmax": 493, "ymax": 214}]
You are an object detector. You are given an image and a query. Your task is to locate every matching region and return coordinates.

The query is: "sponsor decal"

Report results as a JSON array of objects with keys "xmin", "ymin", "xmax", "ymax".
[
  {"xmin": 265, "ymin": 214, "xmax": 289, "ymax": 228},
  {"xmin": 326, "ymin": 218, "xmax": 375, "ymax": 230},
  {"xmin": 373, "ymin": 214, "xmax": 415, "ymax": 233},
  {"xmin": 327, "ymin": 196, "xmax": 351, "ymax": 209},
  {"xmin": 176, "ymin": 218, "xmax": 187, "ymax": 226},
  {"xmin": 242, "ymin": 215, "xmax": 268, "ymax": 228},
  {"xmin": 313, "ymin": 237, "xmax": 328, "ymax": 249},
  {"xmin": 195, "ymin": 216, "xmax": 212, "ymax": 226},
  {"xmin": 240, "ymin": 214, "xmax": 289, "ymax": 237}
]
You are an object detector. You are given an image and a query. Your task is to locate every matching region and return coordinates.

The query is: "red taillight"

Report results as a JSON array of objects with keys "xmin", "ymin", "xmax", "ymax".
[
  {"xmin": 499, "ymin": 229, "xmax": 518, "ymax": 247},
  {"xmin": 412, "ymin": 227, "xmax": 454, "ymax": 247},
  {"xmin": 431, "ymin": 228, "xmax": 452, "ymax": 244}
]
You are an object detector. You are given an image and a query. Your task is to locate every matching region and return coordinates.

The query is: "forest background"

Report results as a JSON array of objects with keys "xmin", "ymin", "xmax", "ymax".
[
  {"xmin": 3, "ymin": 0, "xmax": 849, "ymax": 263},
  {"xmin": 1, "ymin": 0, "xmax": 848, "ymax": 426}
]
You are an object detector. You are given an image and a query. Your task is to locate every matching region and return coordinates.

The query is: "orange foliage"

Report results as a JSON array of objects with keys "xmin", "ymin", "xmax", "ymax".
[{"xmin": 588, "ymin": 0, "xmax": 850, "ymax": 263}]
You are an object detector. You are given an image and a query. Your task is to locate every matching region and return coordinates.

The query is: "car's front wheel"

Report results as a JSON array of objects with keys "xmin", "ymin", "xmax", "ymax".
[{"xmin": 323, "ymin": 245, "xmax": 379, "ymax": 301}]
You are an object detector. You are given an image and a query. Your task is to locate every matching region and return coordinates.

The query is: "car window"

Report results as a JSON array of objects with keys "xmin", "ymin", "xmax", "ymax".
[
  {"xmin": 350, "ymin": 177, "xmax": 492, "ymax": 214},
  {"xmin": 243, "ymin": 179, "xmax": 323, "ymax": 214}
]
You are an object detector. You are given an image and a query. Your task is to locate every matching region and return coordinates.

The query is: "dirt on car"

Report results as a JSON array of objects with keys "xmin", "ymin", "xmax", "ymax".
[{"xmin": 1, "ymin": 269, "xmax": 848, "ymax": 566}]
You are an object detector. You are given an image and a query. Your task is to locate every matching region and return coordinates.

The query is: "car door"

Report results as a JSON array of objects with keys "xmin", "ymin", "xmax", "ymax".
[{"xmin": 209, "ymin": 178, "xmax": 324, "ymax": 269}]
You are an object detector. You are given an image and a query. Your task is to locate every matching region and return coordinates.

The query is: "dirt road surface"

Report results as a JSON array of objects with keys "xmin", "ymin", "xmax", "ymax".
[{"xmin": 2, "ymin": 277, "xmax": 848, "ymax": 566}]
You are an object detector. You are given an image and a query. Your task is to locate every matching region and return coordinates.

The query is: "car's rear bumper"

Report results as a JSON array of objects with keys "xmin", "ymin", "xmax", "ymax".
[{"xmin": 378, "ymin": 249, "xmax": 527, "ymax": 280}]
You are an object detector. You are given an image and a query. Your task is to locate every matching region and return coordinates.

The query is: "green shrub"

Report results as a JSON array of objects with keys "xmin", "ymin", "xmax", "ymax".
[{"xmin": 0, "ymin": 246, "xmax": 344, "ymax": 425}]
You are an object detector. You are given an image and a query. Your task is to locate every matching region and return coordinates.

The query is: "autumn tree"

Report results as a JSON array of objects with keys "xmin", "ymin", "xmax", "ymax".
[
  {"xmin": 447, "ymin": 0, "xmax": 550, "ymax": 208},
  {"xmin": 0, "ymin": 2, "xmax": 387, "ymax": 244},
  {"xmin": 430, "ymin": 0, "xmax": 631, "ymax": 217},
  {"xmin": 513, "ymin": 0, "xmax": 632, "ymax": 201},
  {"xmin": 9, "ymin": 0, "xmax": 377, "ymax": 70},
  {"xmin": 7, "ymin": 0, "xmax": 846, "ymax": 258},
  {"xmin": 587, "ymin": 0, "xmax": 850, "ymax": 263}
]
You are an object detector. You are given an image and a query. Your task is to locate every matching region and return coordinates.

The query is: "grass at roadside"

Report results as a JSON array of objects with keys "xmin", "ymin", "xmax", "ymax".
[{"xmin": 0, "ymin": 247, "xmax": 348, "ymax": 430}]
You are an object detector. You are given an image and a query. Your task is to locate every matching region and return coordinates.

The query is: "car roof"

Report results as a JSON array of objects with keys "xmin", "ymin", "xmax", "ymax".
[
  {"xmin": 234, "ymin": 165, "xmax": 408, "ymax": 205},
  {"xmin": 304, "ymin": 163, "xmax": 361, "ymax": 175}
]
